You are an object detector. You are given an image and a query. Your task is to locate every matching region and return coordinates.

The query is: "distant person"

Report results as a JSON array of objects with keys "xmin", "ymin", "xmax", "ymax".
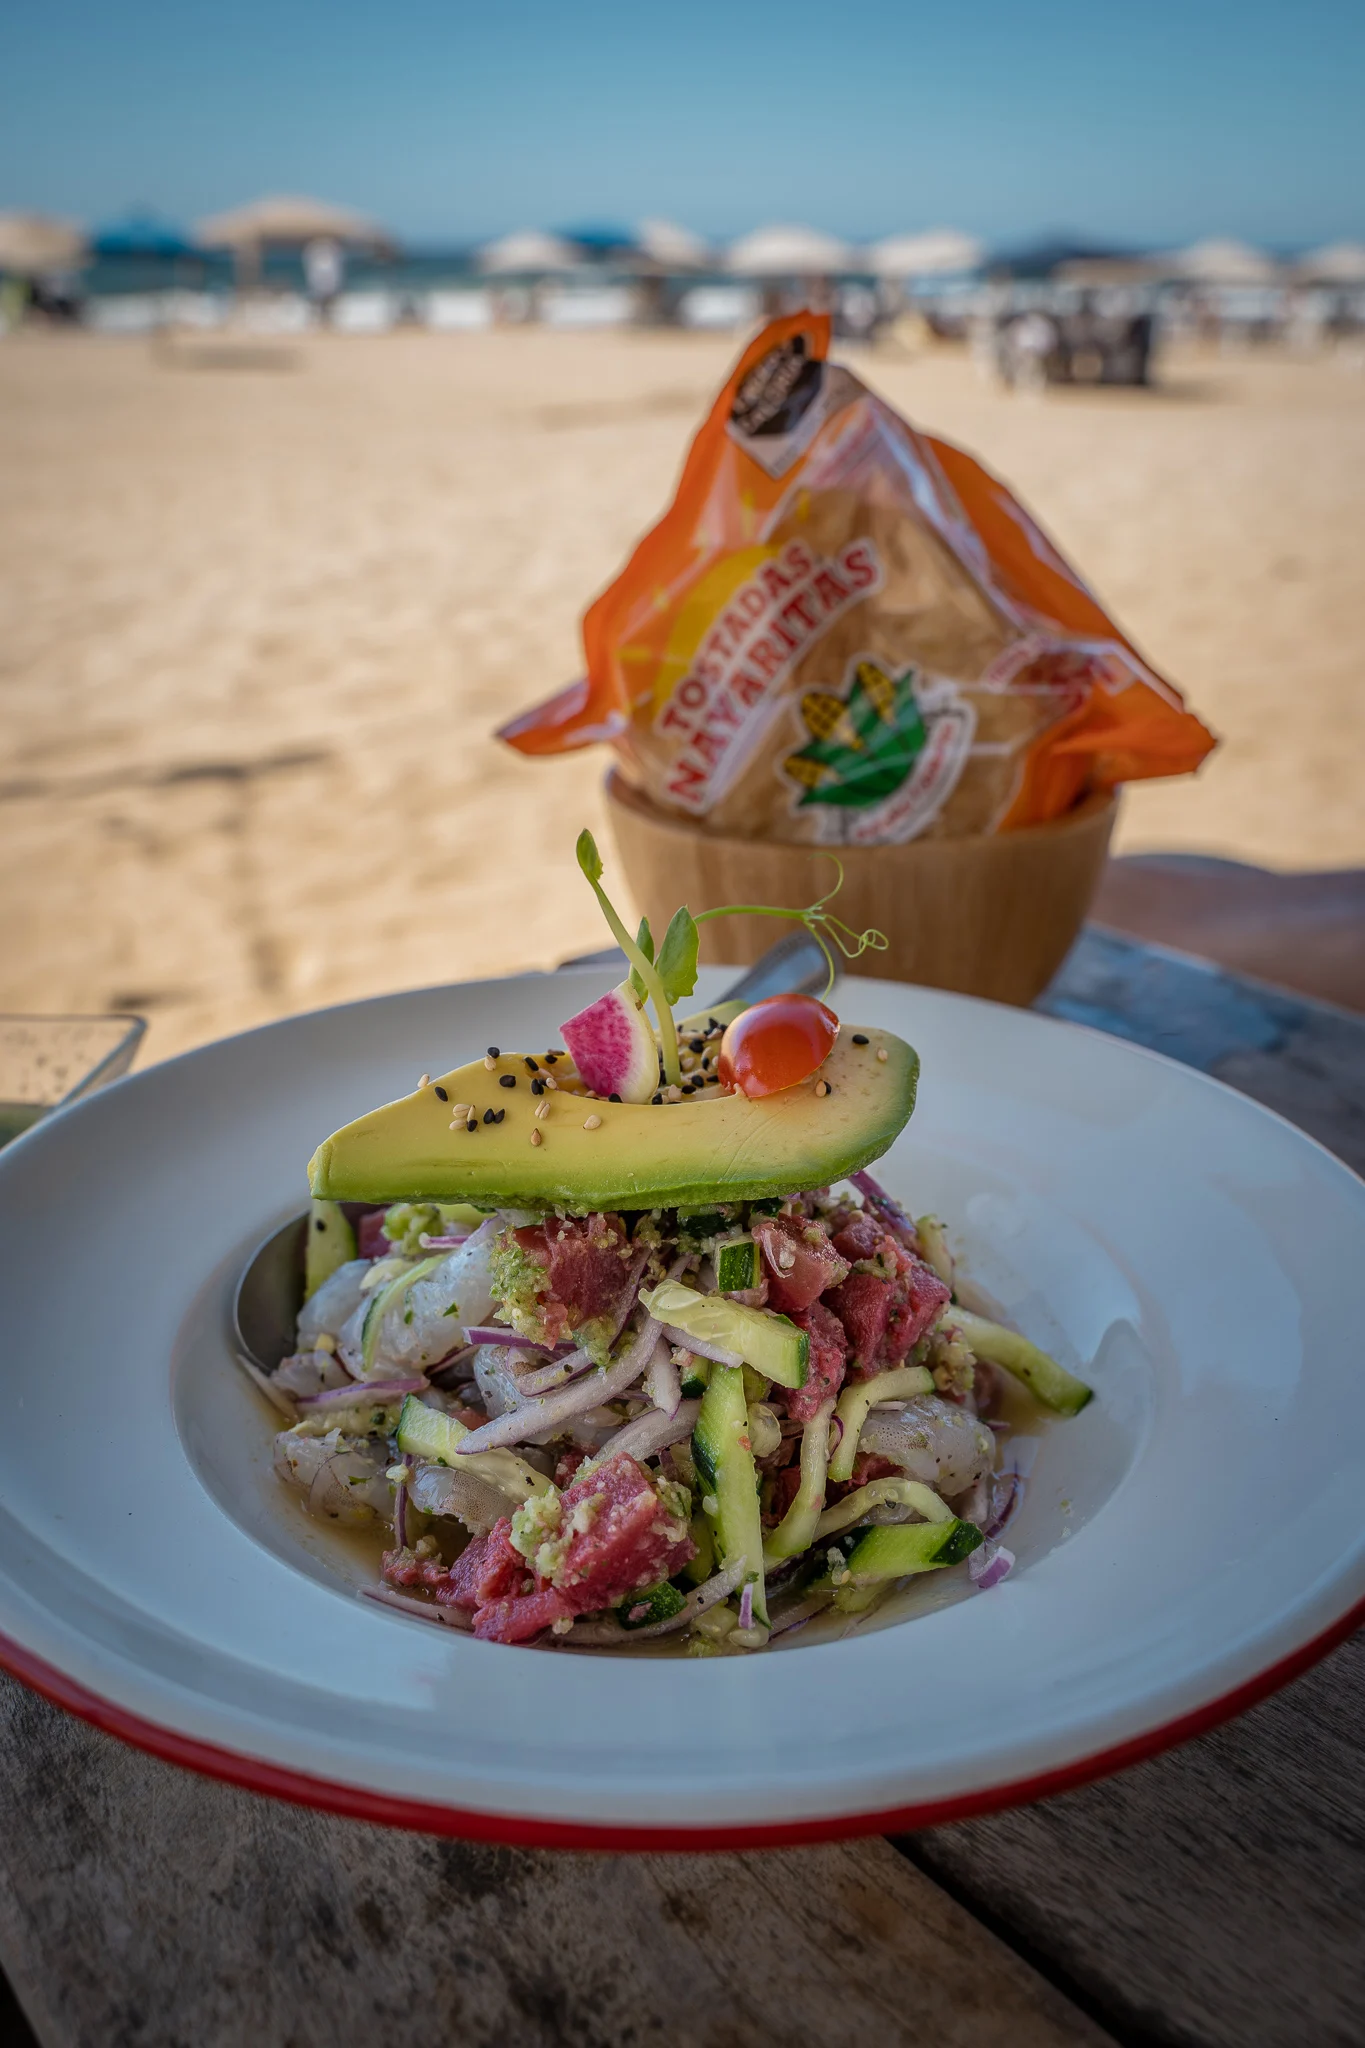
[{"xmin": 303, "ymin": 237, "xmax": 345, "ymax": 311}]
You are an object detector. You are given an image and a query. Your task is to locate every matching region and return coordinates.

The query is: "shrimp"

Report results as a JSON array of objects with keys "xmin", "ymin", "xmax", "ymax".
[{"xmin": 856, "ymin": 1394, "xmax": 995, "ymax": 1496}]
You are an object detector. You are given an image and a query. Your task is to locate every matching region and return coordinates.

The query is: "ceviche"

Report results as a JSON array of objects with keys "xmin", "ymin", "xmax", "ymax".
[{"xmin": 246, "ymin": 835, "xmax": 1091, "ymax": 1652}]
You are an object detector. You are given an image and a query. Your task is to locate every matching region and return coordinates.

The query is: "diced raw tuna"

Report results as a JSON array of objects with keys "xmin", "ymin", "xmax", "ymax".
[
  {"xmin": 381, "ymin": 1548, "xmax": 452, "ymax": 1593},
  {"xmin": 357, "ymin": 1210, "xmax": 389, "ymax": 1259},
  {"xmin": 551, "ymin": 1453, "xmax": 694, "ymax": 1613},
  {"xmin": 765, "ymin": 1464, "xmax": 804, "ymax": 1525},
  {"xmin": 831, "ymin": 1212, "xmax": 884, "ymax": 1262},
  {"xmin": 441, "ymin": 1519, "xmax": 524, "ymax": 1611},
  {"xmin": 753, "ymin": 1214, "xmax": 849, "ymax": 1313},
  {"xmin": 825, "ymin": 1270, "xmax": 893, "ymax": 1375},
  {"xmin": 849, "ymin": 1452, "xmax": 901, "ymax": 1487},
  {"xmin": 886, "ymin": 1250, "xmax": 951, "ymax": 1357},
  {"xmin": 786, "ymin": 1298, "xmax": 849, "ymax": 1421},
  {"xmin": 473, "ymin": 1587, "xmax": 573, "ymax": 1643},
  {"xmin": 514, "ymin": 1214, "xmax": 632, "ymax": 1340}
]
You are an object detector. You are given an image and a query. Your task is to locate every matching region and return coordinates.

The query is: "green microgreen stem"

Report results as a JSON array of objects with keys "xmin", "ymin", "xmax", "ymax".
[
  {"xmin": 576, "ymin": 831, "xmax": 682, "ymax": 1085},
  {"xmin": 693, "ymin": 859, "xmax": 887, "ymax": 1000}
]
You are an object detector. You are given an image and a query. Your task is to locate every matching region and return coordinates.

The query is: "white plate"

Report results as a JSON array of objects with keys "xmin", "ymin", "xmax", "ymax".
[{"xmin": 1, "ymin": 968, "xmax": 1363, "ymax": 1847}]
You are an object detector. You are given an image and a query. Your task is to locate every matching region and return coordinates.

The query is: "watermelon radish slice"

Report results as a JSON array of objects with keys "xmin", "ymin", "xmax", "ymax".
[{"xmin": 560, "ymin": 982, "xmax": 660, "ymax": 1103}]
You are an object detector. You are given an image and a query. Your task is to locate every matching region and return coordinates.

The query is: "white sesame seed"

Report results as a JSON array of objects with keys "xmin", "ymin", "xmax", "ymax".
[
  {"xmin": 450, "ymin": 1103, "xmax": 471, "ymax": 1119},
  {"xmin": 582, "ymin": 1113, "xmax": 602, "ymax": 1131},
  {"xmin": 534, "ymin": 1098, "xmax": 550, "ymax": 1120},
  {"xmin": 543, "ymin": 1075, "xmax": 558, "ymax": 1090},
  {"xmin": 417, "ymin": 1073, "xmax": 430, "ymax": 1090},
  {"xmin": 530, "ymin": 1128, "xmax": 543, "ymax": 1147},
  {"xmin": 483, "ymin": 1053, "xmax": 497, "ymax": 1071},
  {"xmin": 814, "ymin": 1079, "xmax": 829, "ymax": 1097},
  {"xmin": 876, "ymin": 1046, "xmax": 888, "ymax": 1062}
]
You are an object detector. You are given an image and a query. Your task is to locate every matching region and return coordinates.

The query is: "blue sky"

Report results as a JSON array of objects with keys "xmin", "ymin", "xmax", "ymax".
[{"xmin": 2, "ymin": 0, "xmax": 1361, "ymax": 249}]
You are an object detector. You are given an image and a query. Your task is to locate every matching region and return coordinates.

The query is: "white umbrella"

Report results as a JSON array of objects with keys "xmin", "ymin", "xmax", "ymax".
[
  {"xmin": 1164, "ymin": 238, "xmax": 1280, "ymax": 285},
  {"xmin": 1293, "ymin": 241, "xmax": 1365, "ymax": 285},
  {"xmin": 725, "ymin": 225, "xmax": 855, "ymax": 276},
  {"xmin": 866, "ymin": 229, "xmax": 984, "ymax": 277},
  {"xmin": 635, "ymin": 219, "xmax": 712, "ymax": 271},
  {"xmin": 0, "ymin": 212, "xmax": 86, "ymax": 275},
  {"xmin": 477, "ymin": 229, "xmax": 581, "ymax": 275},
  {"xmin": 195, "ymin": 196, "xmax": 391, "ymax": 252}
]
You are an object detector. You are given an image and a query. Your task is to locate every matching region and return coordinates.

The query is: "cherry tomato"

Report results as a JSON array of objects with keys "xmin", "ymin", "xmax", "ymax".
[{"xmin": 717, "ymin": 993, "xmax": 839, "ymax": 1099}]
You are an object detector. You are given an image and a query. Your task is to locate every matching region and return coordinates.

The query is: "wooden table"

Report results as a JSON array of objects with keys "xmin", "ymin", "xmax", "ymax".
[{"xmin": 1, "ymin": 928, "xmax": 1361, "ymax": 2048}]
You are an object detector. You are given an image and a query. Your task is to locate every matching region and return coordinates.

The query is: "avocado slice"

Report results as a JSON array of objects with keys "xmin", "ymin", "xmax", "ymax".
[
  {"xmin": 304, "ymin": 1198, "xmax": 356, "ymax": 1299},
  {"xmin": 309, "ymin": 1028, "xmax": 918, "ymax": 1212}
]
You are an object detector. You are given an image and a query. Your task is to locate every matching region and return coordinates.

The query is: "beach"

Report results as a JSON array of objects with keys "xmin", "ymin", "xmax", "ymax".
[{"xmin": 2, "ymin": 326, "xmax": 1362, "ymax": 1063}]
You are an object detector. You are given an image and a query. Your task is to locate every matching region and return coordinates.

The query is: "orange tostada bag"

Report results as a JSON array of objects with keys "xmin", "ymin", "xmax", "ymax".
[{"xmin": 499, "ymin": 311, "xmax": 1215, "ymax": 844}]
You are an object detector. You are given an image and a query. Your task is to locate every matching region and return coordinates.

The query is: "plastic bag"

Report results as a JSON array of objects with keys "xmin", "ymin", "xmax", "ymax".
[{"xmin": 499, "ymin": 311, "xmax": 1215, "ymax": 844}]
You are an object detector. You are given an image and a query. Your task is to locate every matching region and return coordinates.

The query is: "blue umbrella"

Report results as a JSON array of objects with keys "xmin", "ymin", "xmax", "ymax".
[{"xmin": 93, "ymin": 210, "xmax": 195, "ymax": 259}]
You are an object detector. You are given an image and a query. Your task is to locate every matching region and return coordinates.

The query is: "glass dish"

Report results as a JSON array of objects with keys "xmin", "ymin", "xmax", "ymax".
[{"xmin": 0, "ymin": 1013, "xmax": 145, "ymax": 1148}]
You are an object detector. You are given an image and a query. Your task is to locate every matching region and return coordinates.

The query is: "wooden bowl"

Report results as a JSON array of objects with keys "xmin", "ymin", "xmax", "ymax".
[{"xmin": 605, "ymin": 769, "xmax": 1117, "ymax": 1007}]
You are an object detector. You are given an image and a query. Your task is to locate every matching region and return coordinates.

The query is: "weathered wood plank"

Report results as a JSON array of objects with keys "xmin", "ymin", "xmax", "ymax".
[
  {"xmin": 0, "ymin": 1675, "xmax": 1111, "ymax": 2048},
  {"xmin": 910, "ymin": 928, "xmax": 1365, "ymax": 2048}
]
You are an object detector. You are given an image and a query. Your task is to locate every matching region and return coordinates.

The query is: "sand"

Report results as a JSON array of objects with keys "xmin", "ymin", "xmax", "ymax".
[{"xmin": 2, "ymin": 326, "xmax": 1363, "ymax": 1064}]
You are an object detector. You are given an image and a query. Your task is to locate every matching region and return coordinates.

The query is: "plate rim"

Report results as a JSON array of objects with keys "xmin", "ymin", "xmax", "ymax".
[
  {"xmin": 2, "ymin": 1592, "xmax": 1361, "ymax": 1847},
  {"xmin": 3, "ymin": 967, "xmax": 1365, "ymax": 1843}
]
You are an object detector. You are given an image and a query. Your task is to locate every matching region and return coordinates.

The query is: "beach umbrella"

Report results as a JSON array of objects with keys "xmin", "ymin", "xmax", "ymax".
[
  {"xmin": 635, "ymin": 219, "xmax": 713, "ymax": 271},
  {"xmin": 1293, "ymin": 241, "xmax": 1365, "ymax": 285},
  {"xmin": 477, "ymin": 229, "xmax": 582, "ymax": 275},
  {"xmin": 867, "ymin": 229, "xmax": 984, "ymax": 277},
  {"xmin": 195, "ymin": 196, "xmax": 393, "ymax": 254},
  {"xmin": 725, "ymin": 225, "xmax": 855, "ymax": 276},
  {"xmin": 1165, "ymin": 238, "xmax": 1280, "ymax": 285},
  {"xmin": 0, "ymin": 212, "xmax": 86, "ymax": 275},
  {"xmin": 94, "ymin": 210, "xmax": 195, "ymax": 259}
]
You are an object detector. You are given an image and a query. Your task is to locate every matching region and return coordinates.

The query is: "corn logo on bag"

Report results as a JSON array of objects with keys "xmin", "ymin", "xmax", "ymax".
[{"xmin": 500, "ymin": 311, "xmax": 1215, "ymax": 843}]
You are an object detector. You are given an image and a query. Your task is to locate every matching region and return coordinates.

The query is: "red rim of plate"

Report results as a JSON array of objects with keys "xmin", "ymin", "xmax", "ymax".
[{"xmin": 2, "ymin": 1592, "xmax": 1361, "ymax": 1849}]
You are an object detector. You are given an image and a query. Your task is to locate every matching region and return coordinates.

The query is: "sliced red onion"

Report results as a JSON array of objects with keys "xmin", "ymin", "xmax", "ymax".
[
  {"xmin": 453, "ymin": 1311, "xmax": 663, "ymax": 1455},
  {"xmin": 737, "ymin": 1581, "xmax": 755, "ymax": 1631},
  {"xmin": 564, "ymin": 1558, "xmax": 748, "ymax": 1647},
  {"xmin": 297, "ymin": 1376, "xmax": 427, "ymax": 1407},
  {"xmin": 360, "ymin": 1584, "xmax": 470, "ymax": 1629},
  {"xmin": 595, "ymin": 1400, "xmax": 699, "ymax": 1465},
  {"xmin": 419, "ymin": 1232, "xmax": 472, "ymax": 1250},
  {"xmin": 850, "ymin": 1169, "xmax": 919, "ymax": 1250},
  {"xmin": 642, "ymin": 1337, "xmax": 681, "ymax": 1418},
  {"xmin": 515, "ymin": 1343, "xmax": 595, "ymax": 1397},
  {"xmin": 462, "ymin": 1325, "xmax": 560, "ymax": 1352},
  {"xmin": 393, "ymin": 1451, "xmax": 413, "ymax": 1549},
  {"xmin": 969, "ymin": 1542, "xmax": 1016, "ymax": 1591},
  {"xmin": 659, "ymin": 1325, "xmax": 742, "ymax": 1369}
]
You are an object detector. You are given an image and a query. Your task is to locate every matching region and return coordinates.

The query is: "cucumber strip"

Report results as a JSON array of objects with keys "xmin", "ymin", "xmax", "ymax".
[
  {"xmin": 913, "ymin": 1214, "xmax": 954, "ymax": 1289},
  {"xmin": 827, "ymin": 1364, "xmax": 935, "ymax": 1484},
  {"xmin": 693, "ymin": 1363, "xmax": 768, "ymax": 1624},
  {"xmin": 618, "ymin": 1581, "xmax": 687, "ymax": 1630},
  {"xmin": 818, "ymin": 1517, "xmax": 982, "ymax": 1587},
  {"xmin": 950, "ymin": 1307, "xmax": 1092, "ymax": 1416},
  {"xmin": 715, "ymin": 1235, "xmax": 761, "ymax": 1294},
  {"xmin": 395, "ymin": 1394, "xmax": 553, "ymax": 1503},
  {"xmin": 683, "ymin": 1510, "xmax": 714, "ymax": 1584},
  {"xmin": 677, "ymin": 1353, "xmax": 712, "ymax": 1397},
  {"xmin": 641, "ymin": 1280, "xmax": 808, "ymax": 1389},
  {"xmin": 305, "ymin": 1199, "xmax": 356, "ymax": 1300},
  {"xmin": 361, "ymin": 1257, "xmax": 442, "ymax": 1372},
  {"xmin": 813, "ymin": 1477, "xmax": 951, "ymax": 1543},
  {"xmin": 762, "ymin": 1399, "xmax": 836, "ymax": 1567}
]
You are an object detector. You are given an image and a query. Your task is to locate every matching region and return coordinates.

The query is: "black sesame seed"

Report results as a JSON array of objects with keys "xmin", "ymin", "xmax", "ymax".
[
  {"xmin": 609, "ymin": 1092, "xmax": 621, "ymax": 1103},
  {"xmin": 852, "ymin": 1033, "xmax": 869, "ymax": 1045},
  {"xmin": 651, "ymin": 1093, "xmax": 663, "ymax": 1105},
  {"xmin": 466, "ymin": 1117, "xmax": 478, "ymax": 1132},
  {"xmin": 483, "ymin": 1108, "xmax": 496, "ymax": 1124},
  {"xmin": 499, "ymin": 1074, "xmax": 516, "ymax": 1089},
  {"xmin": 531, "ymin": 1077, "xmax": 544, "ymax": 1096},
  {"xmin": 434, "ymin": 1085, "xmax": 448, "ymax": 1101},
  {"xmin": 689, "ymin": 1037, "xmax": 704, "ymax": 1053},
  {"xmin": 486, "ymin": 1045, "xmax": 500, "ymax": 1058},
  {"xmin": 707, "ymin": 1018, "xmax": 720, "ymax": 1032},
  {"xmin": 313, "ymin": 1216, "xmax": 325, "ymax": 1232},
  {"xmin": 524, "ymin": 1056, "xmax": 539, "ymax": 1072},
  {"xmin": 493, "ymin": 1107, "xmax": 506, "ymax": 1123},
  {"xmin": 543, "ymin": 1051, "xmax": 560, "ymax": 1064}
]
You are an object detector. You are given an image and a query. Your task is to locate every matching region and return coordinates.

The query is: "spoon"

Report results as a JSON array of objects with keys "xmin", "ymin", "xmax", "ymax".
[{"xmin": 232, "ymin": 927, "xmax": 832, "ymax": 1373}]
